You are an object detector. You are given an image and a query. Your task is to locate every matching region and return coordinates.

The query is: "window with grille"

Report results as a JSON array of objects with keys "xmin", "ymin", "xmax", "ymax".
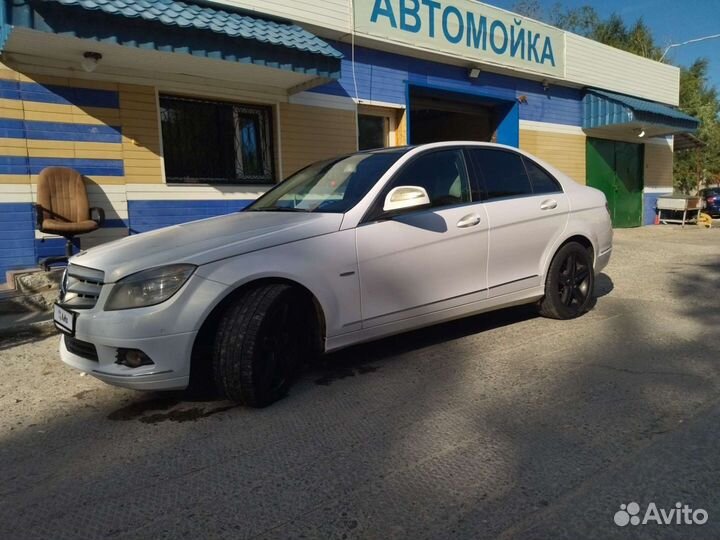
[{"xmin": 159, "ymin": 95, "xmax": 274, "ymax": 184}]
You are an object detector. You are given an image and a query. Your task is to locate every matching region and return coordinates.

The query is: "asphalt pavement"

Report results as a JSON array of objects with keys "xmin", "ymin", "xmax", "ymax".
[{"xmin": 1, "ymin": 225, "xmax": 719, "ymax": 540}]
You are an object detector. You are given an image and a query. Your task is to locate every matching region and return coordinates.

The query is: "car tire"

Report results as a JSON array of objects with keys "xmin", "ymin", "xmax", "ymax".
[
  {"xmin": 538, "ymin": 241, "xmax": 595, "ymax": 320},
  {"xmin": 213, "ymin": 284, "xmax": 305, "ymax": 407}
]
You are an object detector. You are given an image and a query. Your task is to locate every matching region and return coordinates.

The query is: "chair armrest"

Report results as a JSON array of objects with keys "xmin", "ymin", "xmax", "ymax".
[
  {"xmin": 35, "ymin": 203, "xmax": 44, "ymax": 229},
  {"xmin": 90, "ymin": 207, "xmax": 106, "ymax": 227}
]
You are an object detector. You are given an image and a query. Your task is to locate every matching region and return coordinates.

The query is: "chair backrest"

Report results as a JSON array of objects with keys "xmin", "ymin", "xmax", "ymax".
[{"xmin": 36, "ymin": 167, "xmax": 90, "ymax": 224}]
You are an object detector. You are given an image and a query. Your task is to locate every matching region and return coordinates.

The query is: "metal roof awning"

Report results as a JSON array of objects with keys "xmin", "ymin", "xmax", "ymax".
[
  {"xmin": 3, "ymin": 0, "xmax": 343, "ymax": 82},
  {"xmin": 673, "ymin": 132, "xmax": 706, "ymax": 152},
  {"xmin": 583, "ymin": 88, "xmax": 699, "ymax": 139}
]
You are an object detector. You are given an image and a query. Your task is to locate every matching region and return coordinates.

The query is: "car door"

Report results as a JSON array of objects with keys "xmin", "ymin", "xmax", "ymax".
[
  {"xmin": 467, "ymin": 148, "xmax": 569, "ymax": 297},
  {"xmin": 356, "ymin": 148, "xmax": 489, "ymax": 328}
]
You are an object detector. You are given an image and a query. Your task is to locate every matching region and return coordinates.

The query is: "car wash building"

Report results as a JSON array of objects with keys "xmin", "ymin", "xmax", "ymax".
[{"xmin": 0, "ymin": 0, "xmax": 699, "ymax": 282}]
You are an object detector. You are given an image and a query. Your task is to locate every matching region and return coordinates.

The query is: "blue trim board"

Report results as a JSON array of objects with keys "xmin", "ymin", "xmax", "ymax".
[
  {"xmin": 0, "ymin": 156, "xmax": 124, "ymax": 176},
  {"xmin": 495, "ymin": 102, "xmax": 520, "ymax": 148},
  {"xmin": 312, "ymin": 42, "xmax": 583, "ymax": 127},
  {"xmin": 128, "ymin": 199, "xmax": 252, "ymax": 233},
  {"xmin": 0, "ymin": 79, "xmax": 119, "ymax": 108},
  {"xmin": 0, "ymin": 118, "xmax": 122, "ymax": 143}
]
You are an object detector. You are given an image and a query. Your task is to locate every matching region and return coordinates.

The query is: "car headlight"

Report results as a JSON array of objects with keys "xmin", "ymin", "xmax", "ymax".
[{"xmin": 105, "ymin": 264, "xmax": 196, "ymax": 311}]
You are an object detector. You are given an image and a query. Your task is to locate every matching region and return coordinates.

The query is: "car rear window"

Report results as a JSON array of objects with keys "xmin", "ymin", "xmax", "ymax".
[{"xmin": 469, "ymin": 149, "xmax": 533, "ymax": 200}]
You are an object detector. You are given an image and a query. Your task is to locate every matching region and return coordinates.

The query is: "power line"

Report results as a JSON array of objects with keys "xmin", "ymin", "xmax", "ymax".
[{"xmin": 660, "ymin": 33, "xmax": 720, "ymax": 61}]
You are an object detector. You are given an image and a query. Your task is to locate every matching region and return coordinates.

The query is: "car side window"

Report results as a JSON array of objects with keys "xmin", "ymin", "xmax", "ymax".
[
  {"xmin": 385, "ymin": 149, "xmax": 471, "ymax": 210},
  {"xmin": 523, "ymin": 157, "xmax": 563, "ymax": 194},
  {"xmin": 469, "ymin": 149, "xmax": 533, "ymax": 200}
]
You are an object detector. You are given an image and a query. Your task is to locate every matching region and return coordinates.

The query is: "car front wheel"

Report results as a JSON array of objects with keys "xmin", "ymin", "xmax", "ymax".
[
  {"xmin": 213, "ymin": 284, "xmax": 305, "ymax": 407},
  {"xmin": 538, "ymin": 241, "xmax": 595, "ymax": 320}
]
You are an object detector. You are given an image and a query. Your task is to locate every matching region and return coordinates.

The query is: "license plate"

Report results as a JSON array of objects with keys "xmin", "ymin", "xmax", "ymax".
[{"xmin": 53, "ymin": 304, "xmax": 75, "ymax": 335}]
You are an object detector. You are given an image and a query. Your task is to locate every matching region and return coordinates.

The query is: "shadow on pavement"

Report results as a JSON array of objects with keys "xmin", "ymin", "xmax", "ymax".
[{"xmin": 0, "ymin": 252, "xmax": 719, "ymax": 540}]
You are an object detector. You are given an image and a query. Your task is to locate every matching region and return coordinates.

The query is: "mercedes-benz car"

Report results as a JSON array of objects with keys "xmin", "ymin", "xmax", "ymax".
[{"xmin": 56, "ymin": 142, "xmax": 613, "ymax": 407}]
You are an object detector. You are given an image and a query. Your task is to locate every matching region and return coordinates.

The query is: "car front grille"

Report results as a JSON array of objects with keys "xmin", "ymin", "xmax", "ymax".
[
  {"xmin": 59, "ymin": 264, "xmax": 105, "ymax": 309},
  {"xmin": 64, "ymin": 335, "xmax": 99, "ymax": 362}
]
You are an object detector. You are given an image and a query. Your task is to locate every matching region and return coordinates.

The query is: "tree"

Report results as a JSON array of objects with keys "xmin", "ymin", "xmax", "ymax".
[
  {"xmin": 512, "ymin": 0, "xmax": 544, "ymax": 20},
  {"xmin": 549, "ymin": 4, "xmax": 599, "ymax": 35},
  {"xmin": 675, "ymin": 60, "xmax": 720, "ymax": 193},
  {"xmin": 522, "ymin": 3, "xmax": 720, "ymax": 193}
]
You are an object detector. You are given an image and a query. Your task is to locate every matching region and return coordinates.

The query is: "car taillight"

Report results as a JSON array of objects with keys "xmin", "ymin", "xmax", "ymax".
[{"xmin": 707, "ymin": 196, "xmax": 717, "ymax": 204}]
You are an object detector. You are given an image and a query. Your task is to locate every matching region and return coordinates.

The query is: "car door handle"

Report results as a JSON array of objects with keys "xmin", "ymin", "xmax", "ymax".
[
  {"xmin": 540, "ymin": 199, "xmax": 558, "ymax": 210},
  {"xmin": 456, "ymin": 213, "xmax": 482, "ymax": 228}
]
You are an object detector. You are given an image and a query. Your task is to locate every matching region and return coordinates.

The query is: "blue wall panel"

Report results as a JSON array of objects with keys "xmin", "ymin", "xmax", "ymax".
[
  {"xmin": 0, "ymin": 79, "xmax": 119, "ymax": 108},
  {"xmin": 311, "ymin": 42, "xmax": 583, "ymax": 127},
  {"xmin": 643, "ymin": 192, "xmax": 672, "ymax": 225},
  {"xmin": 0, "ymin": 122, "xmax": 122, "ymax": 143},
  {"xmin": 0, "ymin": 118, "xmax": 122, "ymax": 143},
  {"xmin": 0, "ymin": 202, "xmax": 36, "ymax": 283},
  {"xmin": 35, "ymin": 237, "xmax": 80, "ymax": 261},
  {"xmin": 515, "ymin": 79, "xmax": 583, "ymax": 126},
  {"xmin": 128, "ymin": 200, "xmax": 253, "ymax": 233}
]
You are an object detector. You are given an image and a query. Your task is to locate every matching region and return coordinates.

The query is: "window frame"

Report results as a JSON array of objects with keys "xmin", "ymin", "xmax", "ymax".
[
  {"xmin": 159, "ymin": 94, "xmax": 276, "ymax": 186},
  {"xmin": 361, "ymin": 146, "xmax": 476, "ymax": 224},
  {"xmin": 357, "ymin": 104, "xmax": 401, "ymax": 150},
  {"xmin": 466, "ymin": 147, "xmax": 562, "ymax": 202},
  {"xmin": 358, "ymin": 114, "xmax": 389, "ymax": 151}
]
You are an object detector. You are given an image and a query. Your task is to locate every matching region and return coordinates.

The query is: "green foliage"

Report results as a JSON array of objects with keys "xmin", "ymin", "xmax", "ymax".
[
  {"xmin": 675, "ymin": 60, "xmax": 720, "ymax": 193},
  {"xmin": 512, "ymin": 1, "xmax": 720, "ymax": 193},
  {"xmin": 511, "ymin": 0, "xmax": 544, "ymax": 20},
  {"xmin": 548, "ymin": 4, "xmax": 598, "ymax": 35},
  {"xmin": 545, "ymin": 6, "xmax": 662, "ymax": 59}
]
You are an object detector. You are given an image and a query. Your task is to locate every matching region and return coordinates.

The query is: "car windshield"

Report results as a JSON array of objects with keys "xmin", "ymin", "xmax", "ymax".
[{"xmin": 246, "ymin": 148, "xmax": 410, "ymax": 213}]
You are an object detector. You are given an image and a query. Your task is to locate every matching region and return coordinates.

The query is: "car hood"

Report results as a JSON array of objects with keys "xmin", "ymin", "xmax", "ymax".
[{"xmin": 71, "ymin": 211, "xmax": 344, "ymax": 283}]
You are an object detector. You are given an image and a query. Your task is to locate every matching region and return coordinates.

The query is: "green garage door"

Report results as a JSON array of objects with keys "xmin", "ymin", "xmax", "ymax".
[{"xmin": 586, "ymin": 138, "xmax": 644, "ymax": 228}]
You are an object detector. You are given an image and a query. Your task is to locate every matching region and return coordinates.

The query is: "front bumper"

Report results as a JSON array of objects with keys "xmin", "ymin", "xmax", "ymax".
[
  {"xmin": 58, "ymin": 273, "xmax": 227, "ymax": 391},
  {"xmin": 60, "ymin": 332, "xmax": 194, "ymax": 390}
]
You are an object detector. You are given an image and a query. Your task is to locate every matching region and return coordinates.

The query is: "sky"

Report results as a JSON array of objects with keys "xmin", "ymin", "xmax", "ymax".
[{"xmin": 488, "ymin": 0, "xmax": 720, "ymax": 91}]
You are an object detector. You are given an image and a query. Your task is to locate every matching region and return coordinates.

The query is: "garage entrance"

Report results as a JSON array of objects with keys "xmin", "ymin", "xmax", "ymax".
[
  {"xmin": 408, "ymin": 86, "xmax": 518, "ymax": 146},
  {"xmin": 586, "ymin": 138, "xmax": 644, "ymax": 228}
]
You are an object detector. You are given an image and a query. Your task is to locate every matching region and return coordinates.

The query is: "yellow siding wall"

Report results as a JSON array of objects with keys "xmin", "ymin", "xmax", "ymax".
[
  {"xmin": 0, "ymin": 65, "xmax": 162, "ymax": 187},
  {"xmin": 118, "ymin": 85, "xmax": 163, "ymax": 184},
  {"xmin": 396, "ymin": 108, "xmax": 408, "ymax": 146},
  {"xmin": 279, "ymin": 103, "xmax": 358, "ymax": 177},
  {"xmin": 644, "ymin": 143, "xmax": 673, "ymax": 189},
  {"xmin": 519, "ymin": 129, "xmax": 587, "ymax": 184}
]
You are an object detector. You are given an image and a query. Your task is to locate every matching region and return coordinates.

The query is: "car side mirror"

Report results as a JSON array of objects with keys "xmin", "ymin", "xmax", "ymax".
[{"xmin": 383, "ymin": 186, "xmax": 431, "ymax": 213}]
